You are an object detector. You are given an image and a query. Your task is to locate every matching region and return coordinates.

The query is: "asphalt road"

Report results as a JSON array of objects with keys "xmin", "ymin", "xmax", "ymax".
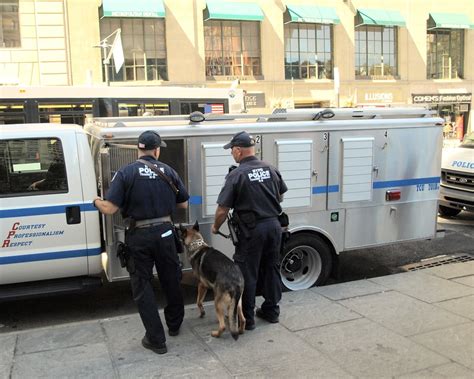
[{"xmin": 0, "ymin": 212, "xmax": 472, "ymax": 333}]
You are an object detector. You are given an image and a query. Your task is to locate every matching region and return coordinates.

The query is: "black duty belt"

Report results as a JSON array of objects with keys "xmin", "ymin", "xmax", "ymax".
[{"xmin": 135, "ymin": 216, "xmax": 172, "ymax": 229}]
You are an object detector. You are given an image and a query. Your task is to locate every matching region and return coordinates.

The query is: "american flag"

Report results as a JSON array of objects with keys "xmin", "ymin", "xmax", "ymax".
[{"xmin": 204, "ymin": 103, "xmax": 224, "ymax": 114}]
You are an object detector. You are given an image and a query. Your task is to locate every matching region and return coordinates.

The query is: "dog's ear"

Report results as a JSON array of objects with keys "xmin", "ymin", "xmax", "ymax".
[{"xmin": 193, "ymin": 220, "xmax": 199, "ymax": 231}]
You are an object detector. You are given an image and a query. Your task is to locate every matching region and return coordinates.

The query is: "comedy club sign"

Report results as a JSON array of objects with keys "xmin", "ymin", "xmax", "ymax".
[{"xmin": 412, "ymin": 93, "xmax": 472, "ymax": 104}]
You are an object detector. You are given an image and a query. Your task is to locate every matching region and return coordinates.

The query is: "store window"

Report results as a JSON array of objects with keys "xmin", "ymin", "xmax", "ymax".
[
  {"xmin": 99, "ymin": 18, "xmax": 167, "ymax": 82},
  {"xmin": 427, "ymin": 29, "xmax": 464, "ymax": 79},
  {"xmin": 0, "ymin": 0, "xmax": 21, "ymax": 48},
  {"xmin": 284, "ymin": 23, "xmax": 333, "ymax": 80},
  {"xmin": 204, "ymin": 20, "xmax": 261, "ymax": 77},
  {"xmin": 355, "ymin": 26, "xmax": 397, "ymax": 79},
  {"xmin": 0, "ymin": 102, "xmax": 25, "ymax": 124}
]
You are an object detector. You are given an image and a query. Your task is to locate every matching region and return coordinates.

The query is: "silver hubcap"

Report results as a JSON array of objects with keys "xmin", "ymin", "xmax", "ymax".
[{"xmin": 280, "ymin": 244, "xmax": 322, "ymax": 290}]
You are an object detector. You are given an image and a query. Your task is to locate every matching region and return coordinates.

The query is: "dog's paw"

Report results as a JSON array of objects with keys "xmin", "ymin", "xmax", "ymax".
[
  {"xmin": 199, "ymin": 310, "xmax": 206, "ymax": 318},
  {"xmin": 211, "ymin": 330, "xmax": 221, "ymax": 338}
]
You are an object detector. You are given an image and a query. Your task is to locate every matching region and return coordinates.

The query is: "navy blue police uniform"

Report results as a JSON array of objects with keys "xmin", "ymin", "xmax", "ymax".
[
  {"xmin": 105, "ymin": 132, "xmax": 189, "ymax": 348},
  {"xmin": 217, "ymin": 134, "xmax": 287, "ymax": 328}
]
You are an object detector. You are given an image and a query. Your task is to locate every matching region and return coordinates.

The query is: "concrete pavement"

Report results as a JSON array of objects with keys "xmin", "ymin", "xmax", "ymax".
[{"xmin": 1, "ymin": 261, "xmax": 473, "ymax": 378}]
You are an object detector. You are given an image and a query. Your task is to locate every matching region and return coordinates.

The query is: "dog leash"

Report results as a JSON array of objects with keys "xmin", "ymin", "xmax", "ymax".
[{"xmin": 216, "ymin": 231, "xmax": 230, "ymax": 239}]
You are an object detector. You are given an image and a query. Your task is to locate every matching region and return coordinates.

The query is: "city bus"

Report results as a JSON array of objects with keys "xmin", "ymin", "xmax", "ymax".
[{"xmin": 0, "ymin": 85, "xmax": 244, "ymax": 126}]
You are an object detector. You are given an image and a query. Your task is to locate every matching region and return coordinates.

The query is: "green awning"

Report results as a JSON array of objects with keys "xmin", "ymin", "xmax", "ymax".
[
  {"xmin": 204, "ymin": 1, "xmax": 264, "ymax": 21},
  {"xmin": 355, "ymin": 8, "xmax": 406, "ymax": 27},
  {"xmin": 284, "ymin": 5, "xmax": 339, "ymax": 24},
  {"xmin": 100, "ymin": 0, "xmax": 165, "ymax": 18},
  {"xmin": 428, "ymin": 13, "xmax": 472, "ymax": 29}
]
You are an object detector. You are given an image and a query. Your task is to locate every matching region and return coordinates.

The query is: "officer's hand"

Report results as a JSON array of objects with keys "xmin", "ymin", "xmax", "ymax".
[{"xmin": 211, "ymin": 225, "xmax": 219, "ymax": 234}]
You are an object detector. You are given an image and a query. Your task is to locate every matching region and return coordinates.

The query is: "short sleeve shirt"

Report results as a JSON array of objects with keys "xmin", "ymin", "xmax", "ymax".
[
  {"xmin": 217, "ymin": 156, "xmax": 287, "ymax": 219},
  {"xmin": 105, "ymin": 155, "xmax": 189, "ymax": 220}
]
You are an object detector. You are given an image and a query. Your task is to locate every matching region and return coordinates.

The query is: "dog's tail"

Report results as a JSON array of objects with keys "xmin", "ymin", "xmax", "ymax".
[{"xmin": 229, "ymin": 287, "xmax": 242, "ymax": 340}]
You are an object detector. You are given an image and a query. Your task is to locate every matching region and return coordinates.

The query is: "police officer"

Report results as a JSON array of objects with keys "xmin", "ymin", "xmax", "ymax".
[
  {"xmin": 211, "ymin": 131, "xmax": 288, "ymax": 330},
  {"xmin": 94, "ymin": 131, "xmax": 189, "ymax": 355}
]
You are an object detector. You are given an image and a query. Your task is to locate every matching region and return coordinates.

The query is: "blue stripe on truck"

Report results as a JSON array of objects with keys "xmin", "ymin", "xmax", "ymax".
[
  {"xmin": 0, "ymin": 247, "xmax": 102, "ymax": 265},
  {"xmin": 0, "ymin": 203, "xmax": 97, "ymax": 218},
  {"xmin": 373, "ymin": 177, "xmax": 440, "ymax": 189}
]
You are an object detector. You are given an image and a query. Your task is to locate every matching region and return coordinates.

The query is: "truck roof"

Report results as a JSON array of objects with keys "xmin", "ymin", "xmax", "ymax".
[{"xmin": 1, "ymin": 123, "xmax": 83, "ymax": 135}]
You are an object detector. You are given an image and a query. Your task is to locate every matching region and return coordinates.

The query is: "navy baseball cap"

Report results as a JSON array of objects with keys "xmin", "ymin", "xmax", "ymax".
[
  {"xmin": 223, "ymin": 131, "xmax": 256, "ymax": 149},
  {"xmin": 137, "ymin": 131, "xmax": 167, "ymax": 150}
]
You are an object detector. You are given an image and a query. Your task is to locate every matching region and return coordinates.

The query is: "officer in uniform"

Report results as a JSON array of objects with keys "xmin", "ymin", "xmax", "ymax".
[
  {"xmin": 94, "ymin": 131, "xmax": 189, "ymax": 354},
  {"xmin": 211, "ymin": 131, "xmax": 288, "ymax": 330}
]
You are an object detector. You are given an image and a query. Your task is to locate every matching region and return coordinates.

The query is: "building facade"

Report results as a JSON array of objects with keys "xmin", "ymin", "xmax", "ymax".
[{"xmin": 1, "ymin": 0, "xmax": 473, "ymax": 135}]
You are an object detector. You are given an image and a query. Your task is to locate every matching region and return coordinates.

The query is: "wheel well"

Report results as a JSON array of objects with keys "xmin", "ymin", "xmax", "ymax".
[{"xmin": 289, "ymin": 230, "xmax": 339, "ymax": 279}]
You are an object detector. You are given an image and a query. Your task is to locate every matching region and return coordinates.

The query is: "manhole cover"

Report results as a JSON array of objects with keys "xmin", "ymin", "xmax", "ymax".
[{"xmin": 401, "ymin": 253, "xmax": 474, "ymax": 272}]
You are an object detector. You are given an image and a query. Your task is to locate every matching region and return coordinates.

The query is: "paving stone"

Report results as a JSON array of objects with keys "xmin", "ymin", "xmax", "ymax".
[
  {"xmin": 298, "ymin": 318, "xmax": 449, "ymax": 378},
  {"xmin": 369, "ymin": 271, "xmax": 474, "ymax": 303},
  {"xmin": 280, "ymin": 288, "xmax": 325, "ymax": 305},
  {"xmin": 279, "ymin": 293, "xmax": 361, "ymax": 331},
  {"xmin": 397, "ymin": 362, "xmax": 473, "ymax": 378},
  {"xmin": 102, "ymin": 313, "xmax": 230, "ymax": 378},
  {"xmin": 435, "ymin": 295, "xmax": 474, "ymax": 320},
  {"xmin": 0, "ymin": 334, "xmax": 16, "ymax": 379},
  {"xmin": 422, "ymin": 261, "xmax": 474, "ymax": 280},
  {"xmin": 12, "ymin": 342, "xmax": 115, "ymax": 379},
  {"xmin": 312, "ymin": 279, "xmax": 387, "ymax": 300},
  {"xmin": 193, "ymin": 322, "xmax": 337, "ymax": 376},
  {"xmin": 233, "ymin": 356, "xmax": 353, "ymax": 379},
  {"xmin": 411, "ymin": 322, "xmax": 474, "ymax": 369},
  {"xmin": 453, "ymin": 275, "xmax": 474, "ymax": 288},
  {"xmin": 340, "ymin": 291, "xmax": 468, "ymax": 336},
  {"xmin": 16, "ymin": 321, "xmax": 104, "ymax": 354}
]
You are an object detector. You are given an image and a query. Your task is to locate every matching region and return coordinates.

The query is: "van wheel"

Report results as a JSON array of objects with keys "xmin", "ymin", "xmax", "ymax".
[
  {"xmin": 438, "ymin": 205, "xmax": 461, "ymax": 217},
  {"xmin": 279, "ymin": 234, "xmax": 332, "ymax": 291}
]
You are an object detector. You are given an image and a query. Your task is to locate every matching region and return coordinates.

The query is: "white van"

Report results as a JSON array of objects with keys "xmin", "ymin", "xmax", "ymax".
[
  {"xmin": 0, "ymin": 108, "xmax": 444, "ymax": 299},
  {"xmin": 439, "ymin": 132, "xmax": 474, "ymax": 217}
]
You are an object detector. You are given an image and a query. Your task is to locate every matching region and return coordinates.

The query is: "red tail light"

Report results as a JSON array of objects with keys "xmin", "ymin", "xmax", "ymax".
[{"xmin": 386, "ymin": 189, "xmax": 401, "ymax": 201}]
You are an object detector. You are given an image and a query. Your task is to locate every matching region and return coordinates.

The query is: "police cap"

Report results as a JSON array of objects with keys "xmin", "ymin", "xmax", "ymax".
[
  {"xmin": 137, "ymin": 130, "xmax": 167, "ymax": 150},
  {"xmin": 223, "ymin": 131, "xmax": 255, "ymax": 149}
]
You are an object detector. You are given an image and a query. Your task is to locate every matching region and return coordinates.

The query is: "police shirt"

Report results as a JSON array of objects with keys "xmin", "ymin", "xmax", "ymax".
[
  {"xmin": 217, "ymin": 156, "xmax": 288, "ymax": 219},
  {"xmin": 105, "ymin": 155, "xmax": 189, "ymax": 220}
]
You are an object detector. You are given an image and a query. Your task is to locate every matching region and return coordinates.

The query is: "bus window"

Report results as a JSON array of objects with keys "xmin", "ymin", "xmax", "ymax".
[
  {"xmin": 38, "ymin": 103, "xmax": 94, "ymax": 126},
  {"xmin": 0, "ymin": 103, "xmax": 26, "ymax": 124},
  {"xmin": 117, "ymin": 102, "xmax": 170, "ymax": 116},
  {"xmin": 179, "ymin": 102, "xmax": 224, "ymax": 114}
]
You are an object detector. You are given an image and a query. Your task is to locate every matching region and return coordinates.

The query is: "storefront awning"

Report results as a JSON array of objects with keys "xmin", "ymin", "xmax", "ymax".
[
  {"xmin": 284, "ymin": 5, "xmax": 339, "ymax": 24},
  {"xmin": 204, "ymin": 1, "xmax": 264, "ymax": 21},
  {"xmin": 427, "ymin": 13, "xmax": 472, "ymax": 29},
  {"xmin": 100, "ymin": 0, "xmax": 165, "ymax": 19},
  {"xmin": 355, "ymin": 9, "xmax": 406, "ymax": 27}
]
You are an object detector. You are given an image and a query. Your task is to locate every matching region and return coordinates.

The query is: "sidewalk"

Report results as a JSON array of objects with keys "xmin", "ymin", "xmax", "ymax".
[{"xmin": 1, "ymin": 261, "xmax": 473, "ymax": 379}]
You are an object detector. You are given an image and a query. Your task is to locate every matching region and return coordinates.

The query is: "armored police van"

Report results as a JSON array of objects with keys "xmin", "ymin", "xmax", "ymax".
[
  {"xmin": 0, "ymin": 108, "xmax": 444, "ymax": 299},
  {"xmin": 438, "ymin": 132, "xmax": 474, "ymax": 217}
]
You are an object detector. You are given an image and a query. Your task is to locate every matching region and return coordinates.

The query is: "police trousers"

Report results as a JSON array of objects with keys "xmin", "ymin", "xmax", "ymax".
[
  {"xmin": 233, "ymin": 217, "xmax": 282, "ymax": 324},
  {"xmin": 125, "ymin": 223, "xmax": 184, "ymax": 344}
]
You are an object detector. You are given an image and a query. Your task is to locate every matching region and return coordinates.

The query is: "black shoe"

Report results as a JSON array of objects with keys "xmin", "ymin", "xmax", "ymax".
[
  {"xmin": 168, "ymin": 328, "xmax": 180, "ymax": 337},
  {"xmin": 142, "ymin": 336, "xmax": 167, "ymax": 354},
  {"xmin": 256, "ymin": 308, "xmax": 279, "ymax": 323},
  {"xmin": 245, "ymin": 321, "xmax": 256, "ymax": 331}
]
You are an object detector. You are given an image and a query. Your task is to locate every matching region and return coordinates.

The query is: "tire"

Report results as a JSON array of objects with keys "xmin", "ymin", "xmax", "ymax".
[
  {"xmin": 438, "ymin": 205, "xmax": 461, "ymax": 217},
  {"xmin": 279, "ymin": 233, "xmax": 333, "ymax": 291}
]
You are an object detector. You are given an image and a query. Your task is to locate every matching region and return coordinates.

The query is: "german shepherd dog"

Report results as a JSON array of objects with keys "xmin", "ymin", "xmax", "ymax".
[{"xmin": 180, "ymin": 221, "xmax": 245, "ymax": 340}]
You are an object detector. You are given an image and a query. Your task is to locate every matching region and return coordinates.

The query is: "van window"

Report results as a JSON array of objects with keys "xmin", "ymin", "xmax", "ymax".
[{"xmin": 0, "ymin": 138, "xmax": 68, "ymax": 196}]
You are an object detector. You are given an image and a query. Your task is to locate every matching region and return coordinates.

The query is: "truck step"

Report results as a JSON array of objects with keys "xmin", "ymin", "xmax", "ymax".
[{"xmin": 0, "ymin": 276, "xmax": 102, "ymax": 302}]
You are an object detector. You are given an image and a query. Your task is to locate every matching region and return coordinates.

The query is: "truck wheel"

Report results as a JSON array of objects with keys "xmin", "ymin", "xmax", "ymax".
[
  {"xmin": 279, "ymin": 233, "xmax": 332, "ymax": 291},
  {"xmin": 438, "ymin": 205, "xmax": 461, "ymax": 217}
]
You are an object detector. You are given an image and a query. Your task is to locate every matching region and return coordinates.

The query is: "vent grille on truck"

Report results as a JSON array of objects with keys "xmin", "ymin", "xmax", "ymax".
[{"xmin": 441, "ymin": 169, "xmax": 474, "ymax": 191}]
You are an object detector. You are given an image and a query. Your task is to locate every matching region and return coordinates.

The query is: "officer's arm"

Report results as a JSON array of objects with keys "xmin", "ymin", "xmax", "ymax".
[
  {"xmin": 212, "ymin": 205, "xmax": 230, "ymax": 234},
  {"xmin": 177, "ymin": 200, "xmax": 188, "ymax": 209},
  {"xmin": 94, "ymin": 198, "xmax": 119, "ymax": 215}
]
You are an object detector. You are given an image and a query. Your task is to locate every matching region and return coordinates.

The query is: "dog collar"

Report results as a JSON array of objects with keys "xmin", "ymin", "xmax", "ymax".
[{"xmin": 188, "ymin": 239, "xmax": 207, "ymax": 254}]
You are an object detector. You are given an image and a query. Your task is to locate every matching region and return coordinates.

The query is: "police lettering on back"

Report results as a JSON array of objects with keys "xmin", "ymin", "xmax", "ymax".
[
  {"xmin": 248, "ymin": 167, "xmax": 271, "ymax": 183},
  {"xmin": 139, "ymin": 165, "xmax": 164, "ymax": 179}
]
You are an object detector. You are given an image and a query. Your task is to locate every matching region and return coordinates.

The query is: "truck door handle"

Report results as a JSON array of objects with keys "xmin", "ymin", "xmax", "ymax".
[{"xmin": 66, "ymin": 206, "xmax": 81, "ymax": 225}]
